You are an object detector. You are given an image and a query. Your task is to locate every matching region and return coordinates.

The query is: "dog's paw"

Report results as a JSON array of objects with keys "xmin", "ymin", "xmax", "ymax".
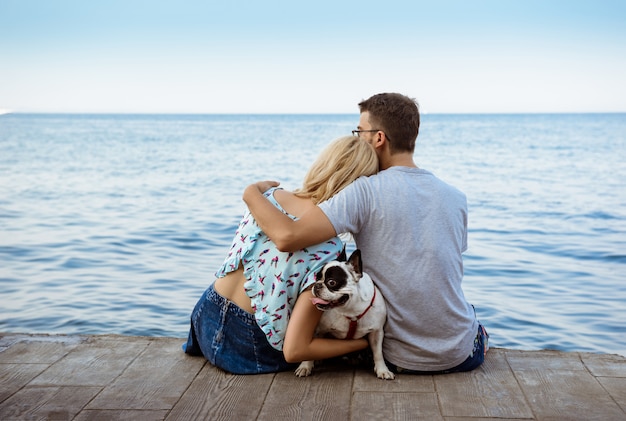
[
  {"xmin": 376, "ymin": 369, "xmax": 395, "ymax": 380},
  {"xmin": 295, "ymin": 361, "xmax": 314, "ymax": 377},
  {"xmin": 375, "ymin": 364, "xmax": 396, "ymax": 380},
  {"xmin": 294, "ymin": 366, "xmax": 312, "ymax": 377}
]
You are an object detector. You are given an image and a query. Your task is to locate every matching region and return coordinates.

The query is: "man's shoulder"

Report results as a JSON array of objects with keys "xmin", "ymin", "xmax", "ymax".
[
  {"xmin": 339, "ymin": 173, "xmax": 378, "ymax": 195},
  {"xmin": 318, "ymin": 175, "xmax": 372, "ymax": 211}
]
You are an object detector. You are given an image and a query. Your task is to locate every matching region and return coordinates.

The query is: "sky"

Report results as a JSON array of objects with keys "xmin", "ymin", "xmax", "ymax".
[{"xmin": 1, "ymin": 0, "xmax": 625, "ymax": 114}]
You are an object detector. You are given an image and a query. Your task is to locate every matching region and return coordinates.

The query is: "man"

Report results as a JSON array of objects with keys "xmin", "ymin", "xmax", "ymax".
[{"xmin": 243, "ymin": 93, "xmax": 487, "ymax": 373}]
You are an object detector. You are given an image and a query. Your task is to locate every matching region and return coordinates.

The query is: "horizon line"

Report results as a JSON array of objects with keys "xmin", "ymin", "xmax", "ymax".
[{"xmin": 2, "ymin": 110, "xmax": 626, "ymax": 116}]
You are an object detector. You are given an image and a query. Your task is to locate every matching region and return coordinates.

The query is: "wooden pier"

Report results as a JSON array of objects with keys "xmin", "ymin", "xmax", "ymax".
[{"xmin": 1, "ymin": 333, "xmax": 625, "ymax": 420}]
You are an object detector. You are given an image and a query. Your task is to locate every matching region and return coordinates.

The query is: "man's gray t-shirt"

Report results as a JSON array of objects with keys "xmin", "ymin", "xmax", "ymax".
[{"xmin": 319, "ymin": 166, "xmax": 478, "ymax": 371}]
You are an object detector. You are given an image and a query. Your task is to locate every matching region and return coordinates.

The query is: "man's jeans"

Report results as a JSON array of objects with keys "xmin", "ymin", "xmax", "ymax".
[{"xmin": 386, "ymin": 324, "xmax": 489, "ymax": 375}]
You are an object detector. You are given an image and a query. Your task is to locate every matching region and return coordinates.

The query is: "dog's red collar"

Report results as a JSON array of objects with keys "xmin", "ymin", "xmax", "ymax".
[{"xmin": 345, "ymin": 288, "xmax": 377, "ymax": 340}]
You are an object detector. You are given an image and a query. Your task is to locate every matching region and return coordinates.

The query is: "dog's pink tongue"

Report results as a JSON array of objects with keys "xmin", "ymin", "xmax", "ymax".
[{"xmin": 311, "ymin": 297, "xmax": 330, "ymax": 306}]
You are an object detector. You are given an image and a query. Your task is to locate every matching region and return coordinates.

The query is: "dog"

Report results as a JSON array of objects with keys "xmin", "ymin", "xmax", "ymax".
[{"xmin": 295, "ymin": 249, "xmax": 395, "ymax": 380}]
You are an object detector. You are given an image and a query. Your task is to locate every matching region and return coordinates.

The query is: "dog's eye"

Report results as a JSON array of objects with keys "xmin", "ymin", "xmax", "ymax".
[{"xmin": 327, "ymin": 279, "xmax": 337, "ymax": 288}]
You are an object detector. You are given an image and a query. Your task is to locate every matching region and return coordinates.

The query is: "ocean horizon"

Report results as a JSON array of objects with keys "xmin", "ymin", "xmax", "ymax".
[{"xmin": 6, "ymin": 111, "xmax": 625, "ymax": 116}]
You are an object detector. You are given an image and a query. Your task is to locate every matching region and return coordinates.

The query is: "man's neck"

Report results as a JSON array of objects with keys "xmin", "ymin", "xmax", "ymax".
[{"xmin": 380, "ymin": 152, "xmax": 418, "ymax": 170}]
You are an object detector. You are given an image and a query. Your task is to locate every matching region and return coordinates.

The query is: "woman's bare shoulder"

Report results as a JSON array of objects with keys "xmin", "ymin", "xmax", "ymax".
[{"xmin": 272, "ymin": 189, "xmax": 313, "ymax": 217}]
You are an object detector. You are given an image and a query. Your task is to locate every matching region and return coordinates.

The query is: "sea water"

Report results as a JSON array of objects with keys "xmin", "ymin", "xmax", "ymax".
[{"xmin": 1, "ymin": 113, "xmax": 625, "ymax": 356}]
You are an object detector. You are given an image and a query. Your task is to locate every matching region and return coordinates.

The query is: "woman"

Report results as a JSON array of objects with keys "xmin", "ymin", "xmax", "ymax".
[{"xmin": 183, "ymin": 135, "xmax": 379, "ymax": 374}]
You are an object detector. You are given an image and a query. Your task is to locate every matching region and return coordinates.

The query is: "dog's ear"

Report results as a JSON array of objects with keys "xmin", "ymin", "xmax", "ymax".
[
  {"xmin": 347, "ymin": 249, "xmax": 363, "ymax": 276},
  {"xmin": 338, "ymin": 246, "xmax": 347, "ymax": 262}
]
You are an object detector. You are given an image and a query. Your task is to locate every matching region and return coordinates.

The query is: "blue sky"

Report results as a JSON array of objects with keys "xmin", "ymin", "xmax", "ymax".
[{"xmin": 1, "ymin": 0, "xmax": 625, "ymax": 113}]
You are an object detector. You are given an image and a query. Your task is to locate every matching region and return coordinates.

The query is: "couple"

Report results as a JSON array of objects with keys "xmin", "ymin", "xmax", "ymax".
[{"xmin": 184, "ymin": 93, "xmax": 488, "ymax": 375}]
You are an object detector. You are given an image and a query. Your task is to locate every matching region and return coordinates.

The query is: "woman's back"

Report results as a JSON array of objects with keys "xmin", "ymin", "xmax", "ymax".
[{"xmin": 215, "ymin": 187, "xmax": 343, "ymax": 350}]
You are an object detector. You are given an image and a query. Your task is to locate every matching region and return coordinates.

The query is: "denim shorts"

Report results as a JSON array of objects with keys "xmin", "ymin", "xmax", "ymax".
[
  {"xmin": 386, "ymin": 324, "xmax": 489, "ymax": 375},
  {"xmin": 182, "ymin": 284, "xmax": 294, "ymax": 374}
]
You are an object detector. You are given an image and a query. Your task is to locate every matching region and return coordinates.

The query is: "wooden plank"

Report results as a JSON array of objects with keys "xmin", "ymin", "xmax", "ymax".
[
  {"xmin": 258, "ymin": 366, "xmax": 354, "ymax": 421},
  {"xmin": 443, "ymin": 418, "xmax": 532, "ymax": 421},
  {"xmin": 353, "ymin": 368, "xmax": 435, "ymax": 393},
  {"xmin": 507, "ymin": 350, "xmax": 626, "ymax": 418},
  {"xmin": 581, "ymin": 352, "xmax": 626, "ymax": 377},
  {"xmin": 436, "ymin": 349, "xmax": 534, "ymax": 419},
  {"xmin": 505, "ymin": 349, "xmax": 587, "ymax": 371},
  {"xmin": 0, "ymin": 336, "xmax": 81, "ymax": 364},
  {"xmin": 352, "ymin": 391, "xmax": 443, "ymax": 421},
  {"xmin": 30, "ymin": 336, "xmax": 151, "ymax": 386},
  {"xmin": 4, "ymin": 334, "xmax": 626, "ymax": 420},
  {"xmin": 86, "ymin": 338, "xmax": 204, "ymax": 410},
  {"xmin": 514, "ymin": 368, "xmax": 625, "ymax": 421},
  {"xmin": 0, "ymin": 363, "xmax": 49, "ymax": 402},
  {"xmin": 595, "ymin": 377, "xmax": 626, "ymax": 413},
  {"xmin": 167, "ymin": 364, "xmax": 275, "ymax": 420},
  {"xmin": 0, "ymin": 386, "xmax": 100, "ymax": 420},
  {"xmin": 74, "ymin": 409, "xmax": 169, "ymax": 420}
]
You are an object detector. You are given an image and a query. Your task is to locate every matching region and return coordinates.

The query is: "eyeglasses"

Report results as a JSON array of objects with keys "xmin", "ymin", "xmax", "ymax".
[
  {"xmin": 352, "ymin": 129, "xmax": 391, "ymax": 141},
  {"xmin": 353, "ymin": 129, "xmax": 381, "ymax": 137}
]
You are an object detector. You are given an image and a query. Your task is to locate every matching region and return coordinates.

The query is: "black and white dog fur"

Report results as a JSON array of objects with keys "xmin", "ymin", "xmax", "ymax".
[{"xmin": 295, "ymin": 249, "xmax": 395, "ymax": 380}]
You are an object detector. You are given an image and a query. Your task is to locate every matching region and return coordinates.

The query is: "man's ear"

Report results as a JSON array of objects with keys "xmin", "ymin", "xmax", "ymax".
[{"xmin": 375, "ymin": 131, "xmax": 387, "ymax": 148}]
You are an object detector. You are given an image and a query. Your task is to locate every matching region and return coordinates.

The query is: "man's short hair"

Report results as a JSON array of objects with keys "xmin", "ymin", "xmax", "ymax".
[{"xmin": 358, "ymin": 93, "xmax": 420, "ymax": 153}]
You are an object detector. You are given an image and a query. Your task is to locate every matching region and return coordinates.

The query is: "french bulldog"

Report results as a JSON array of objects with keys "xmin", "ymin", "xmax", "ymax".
[{"xmin": 295, "ymin": 249, "xmax": 395, "ymax": 380}]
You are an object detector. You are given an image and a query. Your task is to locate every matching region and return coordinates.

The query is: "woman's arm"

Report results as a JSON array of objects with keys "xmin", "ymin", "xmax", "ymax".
[
  {"xmin": 282, "ymin": 288, "xmax": 368, "ymax": 363},
  {"xmin": 243, "ymin": 182, "xmax": 337, "ymax": 252}
]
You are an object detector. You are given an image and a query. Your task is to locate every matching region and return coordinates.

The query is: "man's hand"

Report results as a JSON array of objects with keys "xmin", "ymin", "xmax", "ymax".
[
  {"xmin": 247, "ymin": 180, "xmax": 280, "ymax": 194},
  {"xmin": 243, "ymin": 178, "xmax": 336, "ymax": 252}
]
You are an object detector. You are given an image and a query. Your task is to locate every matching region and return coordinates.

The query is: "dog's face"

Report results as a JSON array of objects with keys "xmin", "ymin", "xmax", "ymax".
[{"xmin": 311, "ymin": 249, "xmax": 363, "ymax": 311}]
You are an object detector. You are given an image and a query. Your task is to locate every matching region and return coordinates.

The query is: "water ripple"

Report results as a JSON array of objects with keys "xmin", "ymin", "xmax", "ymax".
[{"xmin": 1, "ymin": 113, "xmax": 625, "ymax": 357}]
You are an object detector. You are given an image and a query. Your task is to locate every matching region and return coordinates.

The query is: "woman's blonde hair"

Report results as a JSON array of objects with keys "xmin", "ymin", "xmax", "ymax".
[{"xmin": 294, "ymin": 135, "xmax": 378, "ymax": 204}]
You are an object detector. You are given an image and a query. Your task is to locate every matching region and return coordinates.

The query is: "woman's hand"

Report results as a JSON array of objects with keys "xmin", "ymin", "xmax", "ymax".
[{"xmin": 283, "ymin": 289, "xmax": 368, "ymax": 363}]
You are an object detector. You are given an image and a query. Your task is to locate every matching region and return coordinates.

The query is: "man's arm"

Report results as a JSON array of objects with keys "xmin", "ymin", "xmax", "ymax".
[{"xmin": 243, "ymin": 181, "xmax": 337, "ymax": 252}]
